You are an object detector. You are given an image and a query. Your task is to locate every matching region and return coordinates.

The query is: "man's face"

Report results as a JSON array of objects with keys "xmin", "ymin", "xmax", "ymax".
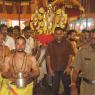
[
  {"xmin": 0, "ymin": 34, "xmax": 4, "ymax": 45},
  {"xmin": 24, "ymin": 31, "xmax": 31, "ymax": 39},
  {"xmin": 1, "ymin": 27, "xmax": 7, "ymax": 40},
  {"xmin": 1, "ymin": 27, "xmax": 7, "ymax": 35},
  {"xmin": 15, "ymin": 39, "xmax": 26, "ymax": 52},
  {"xmin": 54, "ymin": 30, "xmax": 64, "ymax": 43},
  {"xmin": 29, "ymin": 31, "xmax": 34, "ymax": 38},
  {"xmin": 1, "ymin": 26, "xmax": 7, "ymax": 32},
  {"xmin": 70, "ymin": 32, "xmax": 77, "ymax": 40},
  {"xmin": 84, "ymin": 32, "xmax": 89, "ymax": 39},
  {"xmin": 90, "ymin": 32, "xmax": 95, "ymax": 49},
  {"xmin": 13, "ymin": 29, "xmax": 20, "ymax": 37}
]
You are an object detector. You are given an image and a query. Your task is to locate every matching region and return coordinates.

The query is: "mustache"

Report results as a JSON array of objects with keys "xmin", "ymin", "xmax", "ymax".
[{"xmin": 16, "ymin": 49, "xmax": 24, "ymax": 52}]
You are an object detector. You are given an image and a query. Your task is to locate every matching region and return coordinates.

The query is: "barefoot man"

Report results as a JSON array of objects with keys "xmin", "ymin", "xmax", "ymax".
[{"xmin": 0, "ymin": 36, "xmax": 39, "ymax": 95}]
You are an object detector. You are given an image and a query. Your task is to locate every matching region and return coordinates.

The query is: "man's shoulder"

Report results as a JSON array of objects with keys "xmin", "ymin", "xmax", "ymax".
[
  {"xmin": 26, "ymin": 54, "xmax": 37, "ymax": 65},
  {"xmin": 26, "ymin": 53, "xmax": 31, "ymax": 58},
  {"xmin": 79, "ymin": 45, "xmax": 90, "ymax": 52},
  {"xmin": 4, "ymin": 45, "xmax": 10, "ymax": 50},
  {"xmin": 77, "ymin": 45, "xmax": 91, "ymax": 56},
  {"xmin": 5, "ymin": 53, "xmax": 13, "ymax": 61},
  {"xmin": 26, "ymin": 54, "xmax": 36, "ymax": 60}
]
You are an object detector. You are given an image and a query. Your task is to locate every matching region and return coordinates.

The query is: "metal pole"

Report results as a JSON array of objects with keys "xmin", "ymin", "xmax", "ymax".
[{"xmin": 18, "ymin": 0, "xmax": 21, "ymax": 28}]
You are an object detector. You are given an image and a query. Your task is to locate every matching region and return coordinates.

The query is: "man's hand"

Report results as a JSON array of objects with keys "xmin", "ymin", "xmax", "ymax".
[
  {"xmin": 71, "ymin": 85, "xmax": 77, "ymax": 95},
  {"xmin": 64, "ymin": 67, "xmax": 71, "ymax": 75},
  {"xmin": 48, "ymin": 68, "xmax": 54, "ymax": 76}
]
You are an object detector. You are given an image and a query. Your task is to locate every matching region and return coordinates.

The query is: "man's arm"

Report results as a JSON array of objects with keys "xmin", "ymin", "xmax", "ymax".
[
  {"xmin": 67, "ymin": 55, "xmax": 73, "ymax": 67},
  {"xmin": 64, "ymin": 54, "xmax": 73, "ymax": 74},
  {"xmin": 46, "ymin": 43, "xmax": 54, "ymax": 75},
  {"xmin": 71, "ymin": 69, "xmax": 80, "ymax": 85},
  {"xmin": 30, "ymin": 56, "xmax": 40, "ymax": 78},
  {"xmin": 70, "ymin": 68, "xmax": 80, "ymax": 95},
  {"xmin": 1, "ymin": 56, "xmax": 11, "ymax": 78},
  {"xmin": 5, "ymin": 46, "xmax": 11, "ymax": 56},
  {"xmin": 64, "ymin": 41, "xmax": 75, "ymax": 74},
  {"xmin": 71, "ymin": 50, "xmax": 82, "ymax": 84},
  {"xmin": 46, "ymin": 56, "xmax": 54, "ymax": 75}
]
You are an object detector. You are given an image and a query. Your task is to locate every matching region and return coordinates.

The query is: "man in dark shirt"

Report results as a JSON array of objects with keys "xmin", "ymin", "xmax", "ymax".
[{"xmin": 46, "ymin": 27, "xmax": 75, "ymax": 95}]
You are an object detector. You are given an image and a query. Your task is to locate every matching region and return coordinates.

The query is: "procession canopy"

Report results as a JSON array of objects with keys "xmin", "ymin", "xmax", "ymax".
[
  {"xmin": 0, "ymin": 0, "xmax": 83, "ymax": 20},
  {"xmin": 51, "ymin": 0, "xmax": 82, "ymax": 8}
]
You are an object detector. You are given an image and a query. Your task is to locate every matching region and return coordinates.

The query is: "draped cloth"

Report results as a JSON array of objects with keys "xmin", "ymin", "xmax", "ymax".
[{"xmin": 0, "ymin": 75, "xmax": 34, "ymax": 95}]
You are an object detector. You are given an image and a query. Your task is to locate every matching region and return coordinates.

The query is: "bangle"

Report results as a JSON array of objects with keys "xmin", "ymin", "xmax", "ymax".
[{"xmin": 69, "ymin": 83, "xmax": 76, "ymax": 87}]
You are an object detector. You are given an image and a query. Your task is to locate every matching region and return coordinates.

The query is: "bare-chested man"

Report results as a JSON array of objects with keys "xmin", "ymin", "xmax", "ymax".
[
  {"xmin": 0, "ymin": 32, "xmax": 10, "ymax": 72},
  {"xmin": 0, "ymin": 36, "xmax": 39, "ymax": 95}
]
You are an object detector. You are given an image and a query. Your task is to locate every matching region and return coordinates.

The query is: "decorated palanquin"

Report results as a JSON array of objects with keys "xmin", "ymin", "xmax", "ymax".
[
  {"xmin": 30, "ymin": 6, "xmax": 68, "ymax": 35},
  {"xmin": 29, "ymin": 0, "xmax": 84, "ymax": 35}
]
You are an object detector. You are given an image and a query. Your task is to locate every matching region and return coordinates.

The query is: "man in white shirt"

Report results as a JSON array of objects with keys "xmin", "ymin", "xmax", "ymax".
[
  {"xmin": 3, "ymin": 35, "xmax": 15, "ymax": 50},
  {"xmin": 23, "ymin": 26, "xmax": 35, "ymax": 54},
  {"xmin": 0, "ymin": 24, "xmax": 15, "ymax": 50}
]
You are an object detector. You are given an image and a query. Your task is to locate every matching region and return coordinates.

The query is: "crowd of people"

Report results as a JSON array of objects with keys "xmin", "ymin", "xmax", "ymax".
[{"xmin": 0, "ymin": 24, "xmax": 95, "ymax": 95}]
